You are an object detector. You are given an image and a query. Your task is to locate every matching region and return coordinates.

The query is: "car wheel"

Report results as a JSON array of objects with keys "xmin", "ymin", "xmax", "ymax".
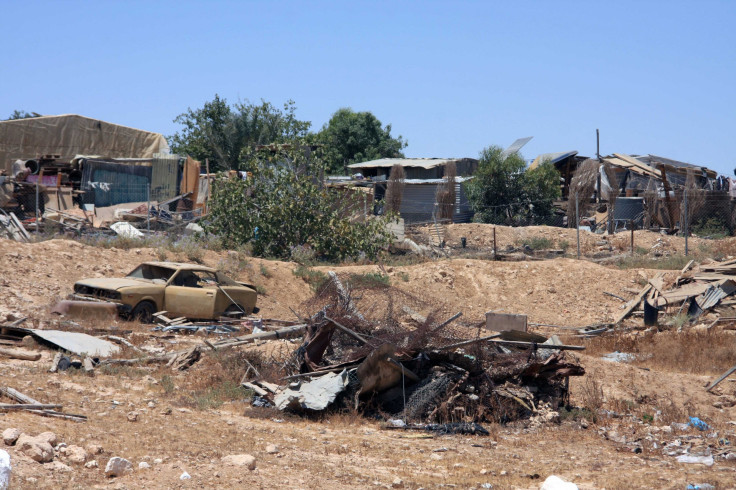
[
  {"xmin": 224, "ymin": 304, "xmax": 247, "ymax": 318},
  {"xmin": 131, "ymin": 301, "xmax": 155, "ymax": 323}
]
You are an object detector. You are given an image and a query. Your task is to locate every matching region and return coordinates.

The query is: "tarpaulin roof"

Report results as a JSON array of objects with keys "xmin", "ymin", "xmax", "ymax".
[{"xmin": 0, "ymin": 114, "xmax": 169, "ymax": 173}]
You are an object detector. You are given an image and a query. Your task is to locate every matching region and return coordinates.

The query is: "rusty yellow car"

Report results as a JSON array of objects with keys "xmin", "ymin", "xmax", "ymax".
[{"xmin": 71, "ymin": 262, "xmax": 258, "ymax": 322}]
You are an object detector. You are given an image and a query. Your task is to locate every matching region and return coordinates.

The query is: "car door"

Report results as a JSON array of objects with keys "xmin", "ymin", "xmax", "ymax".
[{"xmin": 164, "ymin": 270, "xmax": 218, "ymax": 319}]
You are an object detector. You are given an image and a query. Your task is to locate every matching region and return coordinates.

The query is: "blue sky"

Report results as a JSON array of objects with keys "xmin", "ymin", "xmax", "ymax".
[{"xmin": 2, "ymin": 1, "xmax": 735, "ymax": 174}]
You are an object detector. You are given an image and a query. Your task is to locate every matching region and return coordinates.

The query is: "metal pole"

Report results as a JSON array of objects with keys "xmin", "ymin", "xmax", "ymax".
[
  {"xmin": 35, "ymin": 176, "xmax": 39, "ymax": 236},
  {"xmin": 146, "ymin": 183, "xmax": 151, "ymax": 235},
  {"xmin": 684, "ymin": 188, "xmax": 689, "ymax": 256},
  {"xmin": 575, "ymin": 192, "xmax": 580, "ymax": 259}
]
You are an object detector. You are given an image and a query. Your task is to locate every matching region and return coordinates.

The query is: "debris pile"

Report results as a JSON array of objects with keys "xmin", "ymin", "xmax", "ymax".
[{"xmin": 243, "ymin": 273, "xmax": 585, "ymax": 425}]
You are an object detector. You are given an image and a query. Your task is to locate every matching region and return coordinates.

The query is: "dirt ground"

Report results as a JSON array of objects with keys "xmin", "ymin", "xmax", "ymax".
[{"xmin": 2, "ymin": 229, "xmax": 736, "ymax": 489}]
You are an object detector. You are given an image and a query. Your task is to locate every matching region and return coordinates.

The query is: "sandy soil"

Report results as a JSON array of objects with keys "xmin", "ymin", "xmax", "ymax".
[{"xmin": 1, "ymin": 236, "xmax": 736, "ymax": 488}]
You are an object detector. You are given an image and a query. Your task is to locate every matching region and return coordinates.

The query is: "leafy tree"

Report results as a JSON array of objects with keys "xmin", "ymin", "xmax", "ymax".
[
  {"xmin": 464, "ymin": 145, "xmax": 561, "ymax": 225},
  {"xmin": 317, "ymin": 108, "xmax": 407, "ymax": 175},
  {"xmin": 5, "ymin": 110, "xmax": 39, "ymax": 120},
  {"xmin": 169, "ymin": 95, "xmax": 311, "ymax": 172},
  {"xmin": 205, "ymin": 145, "xmax": 394, "ymax": 261}
]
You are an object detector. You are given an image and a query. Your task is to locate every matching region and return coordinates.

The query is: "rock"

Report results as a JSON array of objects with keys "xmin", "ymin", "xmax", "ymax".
[
  {"xmin": 15, "ymin": 434, "xmax": 54, "ymax": 463},
  {"xmin": 2, "ymin": 429, "xmax": 21, "ymax": 446},
  {"xmin": 221, "ymin": 454, "xmax": 256, "ymax": 470},
  {"xmin": 153, "ymin": 458, "xmax": 163, "ymax": 465},
  {"xmin": 540, "ymin": 475, "xmax": 578, "ymax": 490},
  {"xmin": 160, "ymin": 407, "xmax": 172, "ymax": 415},
  {"xmin": 104, "ymin": 457, "xmax": 133, "ymax": 477},
  {"xmin": 127, "ymin": 411, "xmax": 139, "ymax": 422},
  {"xmin": 138, "ymin": 462, "xmax": 150, "ymax": 469},
  {"xmin": 45, "ymin": 461, "xmax": 72, "ymax": 472},
  {"xmin": 265, "ymin": 444, "xmax": 279, "ymax": 454},
  {"xmin": 180, "ymin": 471, "xmax": 191, "ymax": 480},
  {"xmin": 579, "ymin": 418, "xmax": 589, "ymax": 429},
  {"xmin": 392, "ymin": 477, "xmax": 403, "ymax": 488},
  {"xmin": 35, "ymin": 432, "xmax": 57, "ymax": 447},
  {"xmin": 0, "ymin": 449, "xmax": 10, "ymax": 490},
  {"xmin": 85, "ymin": 460, "xmax": 99, "ymax": 469},
  {"xmin": 87, "ymin": 444, "xmax": 103, "ymax": 455},
  {"xmin": 60, "ymin": 445, "xmax": 88, "ymax": 464}
]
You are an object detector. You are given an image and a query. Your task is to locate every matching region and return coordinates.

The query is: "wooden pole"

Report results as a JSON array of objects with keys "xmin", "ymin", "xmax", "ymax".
[
  {"xmin": 0, "ymin": 347, "xmax": 41, "ymax": 361},
  {"xmin": 493, "ymin": 226, "xmax": 497, "ymax": 258}
]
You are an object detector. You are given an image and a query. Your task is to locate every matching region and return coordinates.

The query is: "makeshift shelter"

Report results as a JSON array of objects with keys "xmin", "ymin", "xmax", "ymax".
[
  {"xmin": 348, "ymin": 158, "xmax": 478, "ymax": 180},
  {"xmin": 0, "ymin": 114, "xmax": 169, "ymax": 174}
]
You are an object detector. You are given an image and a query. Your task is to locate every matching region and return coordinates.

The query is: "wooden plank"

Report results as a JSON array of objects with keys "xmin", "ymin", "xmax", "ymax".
[
  {"xmin": 706, "ymin": 364, "xmax": 736, "ymax": 392},
  {"xmin": 0, "ymin": 347, "xmax": 41, "ymax": 361},
  {"xmin": 0, "ymin": 403, "xmax": 62, "ymax": 410},
  {"xmin": 614, "ymin": 284, "xmax": 652, "ymax": 324}
]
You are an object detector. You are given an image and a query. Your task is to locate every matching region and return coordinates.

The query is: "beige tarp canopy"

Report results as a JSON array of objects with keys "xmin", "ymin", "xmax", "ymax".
[{"xmin": 0, "ymin": 114, "xmax": 169, "ymax": 173}]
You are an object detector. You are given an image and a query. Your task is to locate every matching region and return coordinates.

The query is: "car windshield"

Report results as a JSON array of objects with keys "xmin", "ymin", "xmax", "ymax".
[{"xmin": 126, "ymin": 264, "xmax": 176, "ymax": 282}]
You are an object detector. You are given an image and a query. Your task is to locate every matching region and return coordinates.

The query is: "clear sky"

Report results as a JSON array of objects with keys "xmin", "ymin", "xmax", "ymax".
[{"xmin": 2, "ymin": 1, "xmax": 734, "ymax": 175}]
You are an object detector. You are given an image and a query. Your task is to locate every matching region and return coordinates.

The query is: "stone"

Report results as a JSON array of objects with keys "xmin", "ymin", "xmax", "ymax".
[
  {"xmin": 127, "ymin": 411, "xmax": 139, "ymax": 422},
  {"xmin": 87, "ymin": 444, "xmax": 104, "ymax": 455},
  {"xmin": 153, "ymin": 458, "xmax": 163, "ymax": 465},
  {"xmin": 2, "ymin": 429, "xmax": 21, "ymax": 446},
  {"xmin": 138, "ymin": 462, "xmax": 150, "ymax": 469},
  {"xmin": 265, "ymin": 444, "xmax": 279, "ymax": 454},
  {"xmin": 160, "ymin": 407, "xmax": 172, "ymax": 415},
  {"xmin": 85, "ymin": 460, "xmax": 99, "ymax": 469},
  {"xmin": 221, "ymin": 454, "xmax": 256, "ymax": 471},
  {"xmin": 392, "ymin": 477, "xmax": 404, "ymax": 488},
  {"xmin": 15, "ymin": 434, "xmax": 54, "ymax": 463},
  {"xmin": 104, "ymin": 457, "xmax": 133, "ymax": 477},
  {"xmin": 35, "ymin": 432, "xmax": 57, "ymax": 447},
  {"xmin": 45, "ymin": 461, "xmax": 72, "ymax": 472},
  {"xmin": 60, "ymin": 445, "xmax": 88, "ymax": 464},
  {"xmin": 540, "ymin": 475, "xmax": 579, "ymax": 490},
  {"xmin": 579, "ymin": 418, "xmax": 589, "ymax": 429},
  {"xmin": 0, "ymin": 449, "xmax": 10, "ymax": 490}
]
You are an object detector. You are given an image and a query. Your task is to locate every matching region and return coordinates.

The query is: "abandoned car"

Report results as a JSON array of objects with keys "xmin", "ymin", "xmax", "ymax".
[{"xmin": 71, "ymin": 261, "xmax": 258, "ymax": 322}]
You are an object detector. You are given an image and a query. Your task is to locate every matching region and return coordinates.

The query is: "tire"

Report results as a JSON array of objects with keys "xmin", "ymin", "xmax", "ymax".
[
  {"xmin": 131, "ymin": 301, "xmax": 155, "ymax": 323},
  {"xmin": 224, "ymin": 304, "xmax": 247, "ymax": 318}
]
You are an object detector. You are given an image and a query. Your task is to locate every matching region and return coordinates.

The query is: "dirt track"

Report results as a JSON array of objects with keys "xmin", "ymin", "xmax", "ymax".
[{"xmin": 2, "ymin": 235, "xmax": 736, "ymax": 488}]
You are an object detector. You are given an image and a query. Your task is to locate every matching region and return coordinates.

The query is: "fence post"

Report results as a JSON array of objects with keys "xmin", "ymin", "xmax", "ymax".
[
  {"xmin": 575, "ymin": 192, "xmax": 580, "ymax": 259},
  {"xmin": 684, "ymin": 187, "xmax": 688, "ymax": 256},
  {"xmin": 146, "ymin": 183, "xmax": 151, "ymax": 235}
]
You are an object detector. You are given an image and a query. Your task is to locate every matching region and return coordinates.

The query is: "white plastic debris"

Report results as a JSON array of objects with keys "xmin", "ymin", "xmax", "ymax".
[
  {"xmin": 110, "ymin": 222, "xmax": 143, "ymax": 238},
  {"xmin": 540, "ymin": 475, "xmax": 579, "ymax": 490},
  {"xmin": 677, "ymin": 454, "xmax": 714, "ymax": 466},
  {"xmin": 180, "ymin": 471, "xmax": 191, "ymax": 480},
  {"xmin": 0, "ymin": 450, "xmax": 10, "ymax": 490}
]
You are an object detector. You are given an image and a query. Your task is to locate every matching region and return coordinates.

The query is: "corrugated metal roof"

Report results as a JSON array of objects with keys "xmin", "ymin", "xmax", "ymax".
[
  {"xmin": 348, "ymin": 158, "xmax": 471, "ymax": 170},
  {"xmin": 501, "ymin": 137, "xmax": 533, "ymax": 159},
  {"xmin": 529, "ymin": 151, "xmax": 578, "ymax": 169},
  {"xmin": 401, "ymin": 176, "xmax": 475, "ymax": 184}
]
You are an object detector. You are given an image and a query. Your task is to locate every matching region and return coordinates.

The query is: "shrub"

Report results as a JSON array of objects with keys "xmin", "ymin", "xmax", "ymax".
[
  {"xmin": 293, "ymin": 265, "xmax": 328, "ymax": 291},
  {"xmin": 204, "ymin": 145, "xmax": 394, "ymax": 261}
]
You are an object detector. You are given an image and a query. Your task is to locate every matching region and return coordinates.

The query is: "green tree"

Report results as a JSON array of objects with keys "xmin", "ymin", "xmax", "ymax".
[
  {"xmin": 464, "ymin": 145, "xmax": 561, "ymax": 225},
  {"xmin": 169, "ymin": 95, "xmax": 311, "ymax": 172},
  {"xmin": 317, "ymin": 108, "xmax": 407, "ymax": 175},
  {"xmin": 205, "ymin": 144, "xmax": 394, "ymax": 261},
  {"xmin": 5, "ymin": 110, "xmax": 39, "ymax": 120}
]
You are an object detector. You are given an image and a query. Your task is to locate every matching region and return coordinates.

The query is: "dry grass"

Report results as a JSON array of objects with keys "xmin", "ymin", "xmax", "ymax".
[{"xmin": 586, "ymin": 328, "xmax": 736, "ymax": 376}]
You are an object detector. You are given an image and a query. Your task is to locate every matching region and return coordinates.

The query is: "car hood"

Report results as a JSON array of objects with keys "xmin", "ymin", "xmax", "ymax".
[{"xmin": 75, "ymin": 278, "xmax": 151, "ymax": 291}]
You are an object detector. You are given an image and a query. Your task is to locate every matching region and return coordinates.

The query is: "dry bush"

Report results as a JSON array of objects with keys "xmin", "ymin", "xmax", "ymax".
[
  {"xmin": 566, "ymin": 159, "xmax": 601, "ymax": 226},
  {"xmin": 385, "ymin": 164, "xmax": 405, "ymax": 214},
  {"xmin": 436, "ymin": 161, "xmax": 457, "ymax": 221},
  {"xmin": 681, "ymin": 169, "xmax": 706, "ymax": 229}
]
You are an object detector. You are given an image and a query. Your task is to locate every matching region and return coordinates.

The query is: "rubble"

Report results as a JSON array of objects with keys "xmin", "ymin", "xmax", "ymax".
[{"xmin": 242, "ymin": 273, "xmax": 585, "ymax": 425}]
